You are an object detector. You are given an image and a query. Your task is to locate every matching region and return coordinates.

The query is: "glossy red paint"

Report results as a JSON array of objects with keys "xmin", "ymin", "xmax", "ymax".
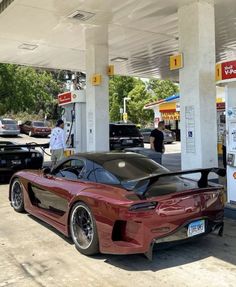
[{"xmin": 9, "ymin": 169, "xmax": 224, "ymax": 256}]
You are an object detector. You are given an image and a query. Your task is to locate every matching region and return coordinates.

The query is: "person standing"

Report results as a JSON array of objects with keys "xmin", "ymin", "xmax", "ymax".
[
  {"xmin": 150, "ymin": 121, "xmax": 165, "ymax": 163},
  {"xmin": 49, "ymin": 119, "xmax": 66, "ymax": 168}
]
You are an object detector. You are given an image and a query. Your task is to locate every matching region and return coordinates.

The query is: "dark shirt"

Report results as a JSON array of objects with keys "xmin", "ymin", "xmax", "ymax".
[{"xmin": 150, "ymin": 128, "xmax": 164, "ymax": 153}]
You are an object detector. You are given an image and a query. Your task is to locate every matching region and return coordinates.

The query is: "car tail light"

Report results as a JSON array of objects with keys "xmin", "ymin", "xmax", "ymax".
[
  {"xmin": 1, "ymin": 125, "xmax": 6, "ymax": 129},
  {"xmin": 129, "ymin": 201, "xmax": 158, "ymax": 211},
  {"xmin": 31, "ymin": 152, "xmax": 41, "ymax": 158}
]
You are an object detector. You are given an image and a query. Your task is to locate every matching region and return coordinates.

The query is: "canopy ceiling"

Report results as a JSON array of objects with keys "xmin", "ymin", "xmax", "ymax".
[{"xmin": 0, "ymin": 0, "xmax": 235, "ymax": 80}]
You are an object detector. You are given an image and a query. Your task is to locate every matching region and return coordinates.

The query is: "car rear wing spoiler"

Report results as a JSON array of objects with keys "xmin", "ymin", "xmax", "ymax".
[
  {"xmin": 0, "ymin": 142, "xmax": 49, "ymax": 150},
  {"xmin": 129, "ymin": 167, "xmax": 226, "ymax": 199}
]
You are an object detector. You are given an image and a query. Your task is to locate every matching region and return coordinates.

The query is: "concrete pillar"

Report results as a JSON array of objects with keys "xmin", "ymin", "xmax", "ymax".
[
  {"xmin": 85, "ymin": 25, "xmax": 109, "ymax": 151},
  {"xmin": 178, "ymin": 0, "xmax": 218, "ymax": 170}
]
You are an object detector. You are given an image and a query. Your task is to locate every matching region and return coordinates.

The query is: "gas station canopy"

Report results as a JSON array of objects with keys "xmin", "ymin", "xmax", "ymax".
[{"xmin": 0, "ymin": 0, "xmax": 235, "ymax": 80}]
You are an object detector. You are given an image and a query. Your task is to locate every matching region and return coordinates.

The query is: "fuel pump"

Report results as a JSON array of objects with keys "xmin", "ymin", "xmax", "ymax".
[
  {"xmin": 216, "ymin": 59, "xmax": 236, "ymax": 204},
  {"xmin": 58, "ymin": 90, "xmax": 86, "ymax": 154}
]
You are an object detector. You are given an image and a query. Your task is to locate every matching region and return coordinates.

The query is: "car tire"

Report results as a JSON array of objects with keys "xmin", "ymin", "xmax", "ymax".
[
  {"xmin": 28, "ymin": 131, "xmax": 32, "ymax": 137},
  {"xmin": 10, "ymin": 178, "xmax": 25, "ymax": 213},
  {"xmin": 70, "ymin": 202, "xmax": 99, "ymax": 256}
]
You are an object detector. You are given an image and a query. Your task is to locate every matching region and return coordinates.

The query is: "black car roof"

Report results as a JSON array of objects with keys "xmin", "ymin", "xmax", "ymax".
[{"xmin": 72, "ymin": 152, "xmax": 146, "ymax": 165}]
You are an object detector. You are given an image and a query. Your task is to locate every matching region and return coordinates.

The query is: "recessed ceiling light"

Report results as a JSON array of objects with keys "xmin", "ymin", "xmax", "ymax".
[
  {"xmin": 68, "ymin": 10, "xmax": 95, "ymax": 21},
  {"xmin": 18, "ymin": 43, "xmax": 38, "ymax": 50},
  {"xmin": 110, "ymin": 57, "xmax": 128, "ymax": 62}
]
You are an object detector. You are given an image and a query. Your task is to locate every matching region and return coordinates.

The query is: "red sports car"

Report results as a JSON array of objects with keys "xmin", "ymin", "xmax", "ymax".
[{"xmin": 9, "ymin": 152, "xmax": 225, "ymax": 259}]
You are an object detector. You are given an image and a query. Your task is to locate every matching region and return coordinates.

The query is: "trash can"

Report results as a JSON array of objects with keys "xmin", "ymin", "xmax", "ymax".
[{"xmin": 124, "ymin": 147, "xmax": 162, "ymax": 164}]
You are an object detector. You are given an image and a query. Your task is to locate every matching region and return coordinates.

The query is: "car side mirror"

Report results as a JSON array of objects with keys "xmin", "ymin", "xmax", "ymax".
[{"xmin": 42, "ymin": 167, "xmax": 51, "ymax": 175}]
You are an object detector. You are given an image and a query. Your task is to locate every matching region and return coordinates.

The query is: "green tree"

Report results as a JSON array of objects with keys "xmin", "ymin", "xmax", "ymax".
[
  {"xmin": 109, "ymin": 75, "xmax": 136, "ymax": 122},
  {"xmin": 127, "ymin": 79, "xmax": 153, "ymax": 126},
  {"xmin": 148, "ymin": 79, "xmax": 179, "ymax": 100},
  {"xmin": 0, "ymin": 64, "xmax": 61, "ymax": 119},
  {"xmin": 109, "ymin": 76, "xmax": 179, "ymax": 125}
]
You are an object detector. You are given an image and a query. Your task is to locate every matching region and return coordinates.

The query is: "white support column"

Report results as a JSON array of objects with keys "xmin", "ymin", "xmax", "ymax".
[
  {"xmin": 85, "ymin": 25, "xmax": 109, "ymax": 151},
  {"xmin": 178, "ymin": 0, "xmax": 218, "ymax": 171}
]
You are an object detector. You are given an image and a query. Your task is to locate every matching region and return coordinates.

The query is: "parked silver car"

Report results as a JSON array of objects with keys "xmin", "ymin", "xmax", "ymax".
[
  {"xmin": 0, "ymin": 118, "xmax": 20, "ymax": 136},
  {"xmin": 140, "ymin": 127, "xmax": 176, "ymax": 144}
]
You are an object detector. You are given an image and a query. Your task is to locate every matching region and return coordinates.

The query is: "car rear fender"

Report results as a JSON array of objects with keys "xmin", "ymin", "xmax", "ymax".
[
  {"xmin": 66, "ymin": 185, "xmax": 130, "ymax": 238},
  {"xmin": 66, "ymin": 194, "xmax": 104, "ymax": 238},
  {"xmin": 66, "ymin": 188, "xmax": 104, "ymax": 235},
  {"xmin": 154, "ymin": 187, "xmax": 224, "ymax": 217}
]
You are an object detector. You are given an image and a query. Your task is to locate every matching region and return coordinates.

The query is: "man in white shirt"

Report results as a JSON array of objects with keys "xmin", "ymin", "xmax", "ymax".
[{"xmin": 49, "ymin": 119, "xmax": 66, "ymax": 168}]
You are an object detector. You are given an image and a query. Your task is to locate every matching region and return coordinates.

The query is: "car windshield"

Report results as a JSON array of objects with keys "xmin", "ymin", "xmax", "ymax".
[
  {"xmin": 2, "ymin": 119, "xmax": 17, "ymax": 125},
  {"xmin": 110, "ymin": 125, "xmax": 141, "ymax": 137},
  {"xmin": 102, "ymin": 157, "xmax": 167, "ymax": 181},
  {"xmin": 33, "ymin": 121, "xmax": 46, "ymax": 127}
]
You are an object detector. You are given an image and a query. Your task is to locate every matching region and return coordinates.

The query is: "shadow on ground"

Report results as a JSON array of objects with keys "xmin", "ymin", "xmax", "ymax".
[
  {"xmin": 98, "ymin": 221, "xmax": 236, "ymax": 271},
  {"xmin": 25, "ymin": 212, "xmax": 236, "ymax": 272}
]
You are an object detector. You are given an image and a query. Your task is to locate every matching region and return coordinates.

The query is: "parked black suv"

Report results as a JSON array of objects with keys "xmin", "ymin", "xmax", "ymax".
[{"xmin": 110, "ymin": 123, "xmax": 144, "ymax": 150}]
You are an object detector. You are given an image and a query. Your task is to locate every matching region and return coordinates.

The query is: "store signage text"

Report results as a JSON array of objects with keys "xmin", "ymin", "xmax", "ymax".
[{"xmin": 216, "ymin": 60, "xmax": 236, "ymax": 82}]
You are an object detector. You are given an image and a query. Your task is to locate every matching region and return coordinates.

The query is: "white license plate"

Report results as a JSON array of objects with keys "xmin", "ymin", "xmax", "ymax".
[
  {"xmin": 126, "ymin": 139, "xmax": 133, "ymax": 144},
  {"xmin": 187, "ymin": 219, "xmax": 205, "ymax": 237}
]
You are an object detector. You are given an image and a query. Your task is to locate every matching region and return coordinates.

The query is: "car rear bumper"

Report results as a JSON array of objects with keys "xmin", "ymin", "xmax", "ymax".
[
  {"xmin": 110, "ymin": 142, "xmax": 144, "ymax": 150},
  {"xmin": 0, "ymin": 130, "xmax": 20, "ymax": 136},
  {"xmin": 98, "ymin": 217, "xmax": 224, "ymax": 257},
  {"xmin": 154, "ymin": 219, "xmax": 224, "ymax": 244},
  {"xmin": 32, "ymin": 132, "xmax": 50, "ymax": 136}
]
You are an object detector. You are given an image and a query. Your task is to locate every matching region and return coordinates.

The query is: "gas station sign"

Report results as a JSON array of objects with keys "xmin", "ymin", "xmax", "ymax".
[
  {"xmin": 58, "ymin": 92, "xmax": 72, "ymax": 105},
  {"xmin": 107, "ymin": 65, "xmax": 114, "ymax": 76},
  {"xmin": 91, "ymin": 74, "xmax": 102, "ymax": 85},
  {"xmin": 216, "ymin": 60, "xmax": 236, "ymax": 83},
  {"xmin": 58, "ymin": 91, "xmax": 86, "ymax": 106},
  {"xmin": 170, "ymin": 53, "xmax": 183, "ymax": 70}
]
